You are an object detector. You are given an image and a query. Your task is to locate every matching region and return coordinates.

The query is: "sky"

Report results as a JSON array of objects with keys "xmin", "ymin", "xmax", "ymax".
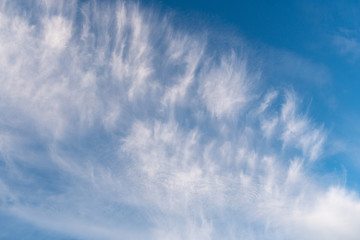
[{"xmin": 1, "ymin": 0, "xmax": 360, "ymax": 239}]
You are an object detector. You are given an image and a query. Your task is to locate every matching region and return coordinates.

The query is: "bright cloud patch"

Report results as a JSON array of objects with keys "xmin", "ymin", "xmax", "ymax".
[
  {"xmin": 0, "ymin": 1, "xmax": 358, "ymax": 240},
  {"xmin": 199, "ymin": 52, "xmax": 257, "ymax": 118},
  {"xmin": 43, "ymin": 16, "xmax": 72, "ymax": 50}
]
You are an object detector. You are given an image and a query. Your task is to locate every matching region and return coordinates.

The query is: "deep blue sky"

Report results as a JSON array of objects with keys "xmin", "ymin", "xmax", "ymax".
[{"xmin": 148, "ymin": 0, "xmax": 359, "ymax": 110}]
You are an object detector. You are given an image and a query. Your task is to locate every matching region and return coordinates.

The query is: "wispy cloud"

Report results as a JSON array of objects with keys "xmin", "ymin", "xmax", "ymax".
[
  {"xmin": 199, "ymin": 51, "xmax": 259, "ymax": 118},
  {"xmin": 333, "ymin": 33, "xmax": 360, "ymax": 60},
  {"xmin": 0, "ymin": 1, "xmax": 357, "ymax": 240}
]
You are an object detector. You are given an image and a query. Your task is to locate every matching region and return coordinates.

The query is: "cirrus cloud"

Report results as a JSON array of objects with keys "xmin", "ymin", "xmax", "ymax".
[{"xmin": 0, "ymin": 1, "xmax": 356, "ymax": 240}]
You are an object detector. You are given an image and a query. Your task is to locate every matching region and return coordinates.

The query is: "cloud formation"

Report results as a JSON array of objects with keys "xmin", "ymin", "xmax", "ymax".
[{"xmin": 0, "ymin": 1, "xmax": 358, "ymax": 239}]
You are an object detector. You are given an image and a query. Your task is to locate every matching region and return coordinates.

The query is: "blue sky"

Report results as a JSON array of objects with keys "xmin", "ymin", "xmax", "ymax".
[{"xmin": 1, "ymin": 0, "xmax": 360, "ymax": 239}]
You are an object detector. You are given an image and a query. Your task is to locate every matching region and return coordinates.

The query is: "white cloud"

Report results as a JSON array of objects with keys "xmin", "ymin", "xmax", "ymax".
[
  {"xmin": 111, "ymin": 4, "xmax": 154, "ymax": 101},
  {"xmin": 43, "ymin": 16, "xmax": 72, "ymax": 50},
  {"xmin": 199, "ymin": 52, "xmax": 259, "ymax": 118},
  {"xmin": 290, "ymin": 187, "xmax": 360, "ymax": 240},
  {"xmin": 261, "ymin": 116, "xmax": 279, "ymax": 139},
  {"xmin": 258, "ymin": 90, "xmax": 279, "ymax": 113},
  {"xmin": 0, "ymin": 1, "xmax": 356, "ymax": 240},
  {"xmin": 162, "ymin": 36, "xmax": 204, "ymax": 107},
  {"xmin": 280, "ymin": 91, "xmax": 326, "ymax": 161},
  {"xmin": 121, "ymin": 120, "xmax": 225, "ymax": 213}
]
